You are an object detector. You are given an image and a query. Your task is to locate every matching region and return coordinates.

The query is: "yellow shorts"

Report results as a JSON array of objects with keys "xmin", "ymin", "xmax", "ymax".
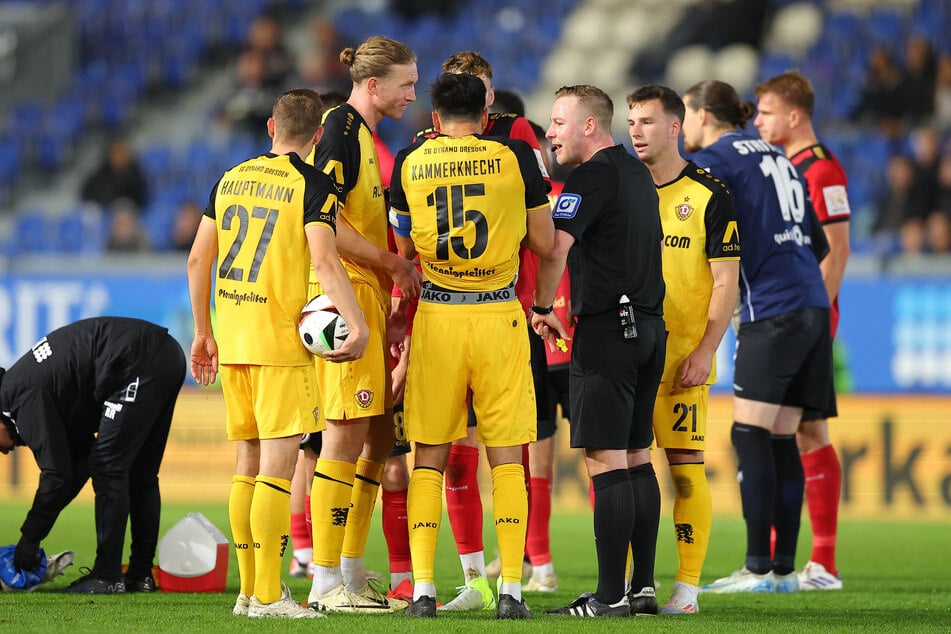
[
  {"xmin": 652, "ymin": 382, "xmax": 709, "ymax": 451},
  {"xmin": 405, "ymin": 300, "xmax": 536, "ymax": 447},
  {"xmin": 221, "ymin": 364, "xmax": 323, "ymax": 441},
  {"xmin": 309, "ymin": 280, "xmax": 393, "ymax": 420}
]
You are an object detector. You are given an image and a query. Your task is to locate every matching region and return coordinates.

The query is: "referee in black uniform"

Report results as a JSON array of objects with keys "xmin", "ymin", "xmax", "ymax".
[
  {"xmin": 0, "ymin": 317, "xmax": 186, "ymax": 594},
  {"xmin": 532, "ymin": 85, "xmax": 666, "ymax": 617}
]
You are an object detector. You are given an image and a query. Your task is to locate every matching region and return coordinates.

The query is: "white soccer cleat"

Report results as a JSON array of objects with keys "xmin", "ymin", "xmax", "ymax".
[
  {"xmin": 438, "ymin": 576, "xmax": 496, "ymax": 611},
  {"xmin": 523, "ymin": 574, "xmax": 559, "ymax": 593},
  {"xmin": 660, "ymin": 581, "xmax": 699, "ymax": 614},
  {"xmin": 357, "ymin": 578, "xmax": 408, "ymax": 611},
  {"xmin": 700, "ymin": 568, "xmax": 774, "ymax": 594},
  {"xmin": 248, "ymin": 584, "xmax": 324, "ymax": 619},
  {"xmin": 42, "ymin": 550, "xmax": 75, "ymax": 583},
  {"xmin": 307, "ymin": 582, "xmax": 398, "ymax": 613},
  {"xmin": 232, "ymin": 593, "xmax": 250, "ymax": 616},
  {"xmin": 797, "ymin": 561, "xmax": 842, "ymax": 591}
]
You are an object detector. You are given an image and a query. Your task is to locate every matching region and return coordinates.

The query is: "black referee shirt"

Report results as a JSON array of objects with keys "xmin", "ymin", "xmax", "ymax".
[{"xmin": 554, "ymin": 145, "xmax": 665, "ymax": 316}]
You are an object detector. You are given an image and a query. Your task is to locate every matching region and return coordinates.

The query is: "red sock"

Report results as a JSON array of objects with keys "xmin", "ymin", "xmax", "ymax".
[
  {"xmin": 382, "ymin": 488, "xmax": 412, "ymax": 573},
  {"xmin": 522, "ymin": 443, "xmax": 533, "ymax": 524},
  {"xmin": 291, "ymin": 512, "xmax": 311, "ymax": 551},
  {"xmin": 446, "ymin": 444, "xmax": 483, "ymax": 554},
  {"xmin": 526, "ymin": 477, "xmax": 552, "ymax": 565},
  {"xmin": 304, "ymin": 493, "xmax": 311, "ymax": 529},
  {"xmin": 802, "ymin": 444, "xmax": 841, "ymax": 575}
]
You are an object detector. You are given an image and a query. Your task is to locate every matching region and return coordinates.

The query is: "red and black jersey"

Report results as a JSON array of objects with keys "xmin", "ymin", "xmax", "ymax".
[{"xmin": 791, "ymin": 143, "xmax": 851, "ymax": 337}]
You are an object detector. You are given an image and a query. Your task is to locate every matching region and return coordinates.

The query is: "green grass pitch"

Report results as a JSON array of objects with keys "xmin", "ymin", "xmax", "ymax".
[{"xmin": 0, "ymin": 501, "xmax": 948, "ymax": 632}]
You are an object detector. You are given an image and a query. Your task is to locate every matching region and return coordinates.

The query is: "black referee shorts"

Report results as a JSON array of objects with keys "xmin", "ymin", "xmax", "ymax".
[
  {"xmin": 733, "ymin": 306, "xmax": 836, "ymax": 415},
  {"xmin": 568, "ymin": 310, "xmax": 666, "ymax": 451}
]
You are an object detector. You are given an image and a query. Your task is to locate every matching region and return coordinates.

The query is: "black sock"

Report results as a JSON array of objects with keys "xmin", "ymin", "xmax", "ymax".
[
  {"xmin": 629, "ymin": 463, "xmax": 660, "ymax": 592},
  {"xmin": 591, "ymin": 469, "xmax": 633, "ymax": 605},
  {"xmin": 731, "ymin": 422, "xmax": 774, "ymax": 574},
  {"xmin": 771, "ymin": 433, "xmax": 804, "ymax": 575}
]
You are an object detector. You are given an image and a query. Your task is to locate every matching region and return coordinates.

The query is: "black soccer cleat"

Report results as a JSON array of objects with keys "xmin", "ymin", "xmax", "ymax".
[
  {"xmin": 124, "ymin": 572, "xmax": 157, "ymax": 593},
  {"xmin": 404, "ymin": 595, "xmax": 437, "ymax": 618},
  {"xmin": 546, "ymin": 591, "xmax": 630, "ymax": 617},
  {"xmin": 56, "ymin": 569, "xmax": 126, "ymax": 594},
  {"xmin": 496, "ymin": 593, "xmax": 532, "ymax": 619},
  {"xmin": 629, "ymin": 586, "xmax": 658, "ymax": 615}
]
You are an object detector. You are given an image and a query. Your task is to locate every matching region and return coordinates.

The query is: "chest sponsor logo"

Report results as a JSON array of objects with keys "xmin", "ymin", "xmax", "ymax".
[
  {"xmin": 664, "ymin": 234, "xmax": 692, "ymax": 249},
  {"xmin": 552, "ymin": 193, "xmax": 581, "ymax": 219}
]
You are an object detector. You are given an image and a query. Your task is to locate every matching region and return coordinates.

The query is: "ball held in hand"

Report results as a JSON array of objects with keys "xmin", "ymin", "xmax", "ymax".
[{"xmin": 298, "ymin": 294, "xmax": 350, "ymax": 357}]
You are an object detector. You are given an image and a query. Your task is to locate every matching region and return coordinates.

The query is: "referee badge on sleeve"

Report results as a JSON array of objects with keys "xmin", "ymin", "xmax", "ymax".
[{"xmin": 553, "ymin": 193, "xmax": 581, "ymax": 219}]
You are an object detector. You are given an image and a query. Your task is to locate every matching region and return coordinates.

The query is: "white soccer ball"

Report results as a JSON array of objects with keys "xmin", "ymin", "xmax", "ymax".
[{"xmin": 298, "ymin": 294, "xmax": 350, "ymax": 357}]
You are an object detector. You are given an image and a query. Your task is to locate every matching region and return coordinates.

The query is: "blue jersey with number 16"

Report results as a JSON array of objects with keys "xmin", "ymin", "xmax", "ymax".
[{"xmin": 691, "ymin": 131, "xmax": 828, "ymax": 324}]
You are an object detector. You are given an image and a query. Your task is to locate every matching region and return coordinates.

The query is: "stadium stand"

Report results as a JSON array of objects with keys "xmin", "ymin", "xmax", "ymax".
[{"xmin": 1, "ymin": 0, "xmax": 949, "ymax": 261}]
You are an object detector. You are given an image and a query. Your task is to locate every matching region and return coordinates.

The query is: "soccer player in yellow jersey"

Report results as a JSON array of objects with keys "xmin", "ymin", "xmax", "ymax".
[
  {"xmin": 627, "ymin": 84, "xmax": 740, "ymax": 614},
  {"xmin": 187, "ymin": 88, "xmax": 368, "ymax": 619},
  {"xmin": 303, "ymin": 35, "xmax": 422, "ymax": 613},
  {"xmin": 390, "ymin": 72, "xmax": 554, "ymax": 619}
]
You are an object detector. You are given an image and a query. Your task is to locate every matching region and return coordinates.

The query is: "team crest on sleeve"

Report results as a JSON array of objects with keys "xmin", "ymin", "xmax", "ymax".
[
  {"xmin": 675, "ymin": 198, "xmax": 694, "ymax": 221},
  {"xmin": 355, "ymin": 389, "xmax": 374, "ymax": 409},
  {"xmin": 553, "ymin": 193, "xmax": 581, "ymax": 219},
  {"xmin": 822, "ymin": 185, "xmax": 851, "ymax": 217}
]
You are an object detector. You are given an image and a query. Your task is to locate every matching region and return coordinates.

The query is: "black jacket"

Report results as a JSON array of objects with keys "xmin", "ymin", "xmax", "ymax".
[{"xmin": 0, "ymin": 317, "xmax": 169, "ymax": 544}]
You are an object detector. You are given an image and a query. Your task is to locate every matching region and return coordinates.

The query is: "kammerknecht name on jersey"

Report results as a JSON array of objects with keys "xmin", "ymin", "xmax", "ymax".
[
  {"xmin": 411, "ymin": 158, "xmax": 502, "ymax": 181},
  {"xmin": 218, "ymin": 288, "xmax": 269, "ymax": 306}
]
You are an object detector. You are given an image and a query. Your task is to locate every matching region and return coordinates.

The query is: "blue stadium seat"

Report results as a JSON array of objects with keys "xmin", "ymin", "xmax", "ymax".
[
  {"xmin": 11, "ymin": 210, "xmax": 55, "ymax": 255},
  {"xmin": 56, "ymin": 207, "xmax": 107, "ymax": 254},
  {"xmin": 142, "ymin": 201, "xmax": 178, "ymax": 251}
]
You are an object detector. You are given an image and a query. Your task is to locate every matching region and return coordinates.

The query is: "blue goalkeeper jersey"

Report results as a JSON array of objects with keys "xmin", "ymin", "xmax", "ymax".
[{"xmin": 690, "ymin": 131, "xmax": 828, "ymax": 324}]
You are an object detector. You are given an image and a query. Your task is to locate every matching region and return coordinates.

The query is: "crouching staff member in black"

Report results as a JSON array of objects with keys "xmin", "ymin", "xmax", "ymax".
[
  {"xmin": 0, "ymin": 317, "xmax": 186, "ymax": 594},
  {"xmin": 533, "ymin": 85, "xmax": 667, "ymax": 617}
]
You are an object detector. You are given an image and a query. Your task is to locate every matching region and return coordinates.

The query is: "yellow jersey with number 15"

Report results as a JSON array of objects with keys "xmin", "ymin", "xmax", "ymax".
[
  {"xmin": 206, "ymin": 151, "xmax": 338, "ymax": 366},
  {"xmin": 389, "ymin": 133, "xmax": 549, "ymax": 292}
]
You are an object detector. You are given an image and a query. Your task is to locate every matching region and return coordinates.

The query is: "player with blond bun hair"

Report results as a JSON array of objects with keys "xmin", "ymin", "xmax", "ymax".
[
  {"xmin": 754, "ymin": 70, "xmax": 851, "ymax": 591},
  {"xmin": 304, "ymin": 35, "xmax": 422, "ymax": 613}
]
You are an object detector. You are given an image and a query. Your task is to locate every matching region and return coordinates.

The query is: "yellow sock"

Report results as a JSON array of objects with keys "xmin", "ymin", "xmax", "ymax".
[
  {"xmin": 342, "ymin": 458, "xmax": 384, "ymax": 559},
  {"xmin": 407, "ymin": 467, "xmax": 443, "ymax": 586},
  {"xmin": 625, "ymin": 546, "xmax": 632, "ymax": 583},
  {"xmin": 229, "ymin": 475, "xmax": 256, "ymax": 597},
  {"xmin": 491, "ymin": 463, "xmax": 527, "ymax": 584},
  {"xmin": 249, "ymin": 475, "xmax": 291, "ymax": 604},
  {"xmin": 670, "ymin": 463, "xmax": 712, "ymax": 586},
  {"xmin": 311, "ymin": 458, "xmax": 356, "ymax": 568}
]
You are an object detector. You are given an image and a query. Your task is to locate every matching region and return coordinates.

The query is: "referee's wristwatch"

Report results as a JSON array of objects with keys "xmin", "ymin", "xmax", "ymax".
[{"xmin": 531, "ymin": 304, "xmax": 554, "ymax": 315}]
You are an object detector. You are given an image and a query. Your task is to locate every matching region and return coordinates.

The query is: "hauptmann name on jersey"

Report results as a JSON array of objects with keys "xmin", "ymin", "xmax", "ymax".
[
  {"xmin": 218, "ymin": 179, "xmax": 296, "ymax": 203},
  {"xmin": 218, "ymin": 288, "xmax": 269, "ymax": 306},
  {"xmin": 410, "ymin": 158, "xmax": 502, "ymax": 181}
]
